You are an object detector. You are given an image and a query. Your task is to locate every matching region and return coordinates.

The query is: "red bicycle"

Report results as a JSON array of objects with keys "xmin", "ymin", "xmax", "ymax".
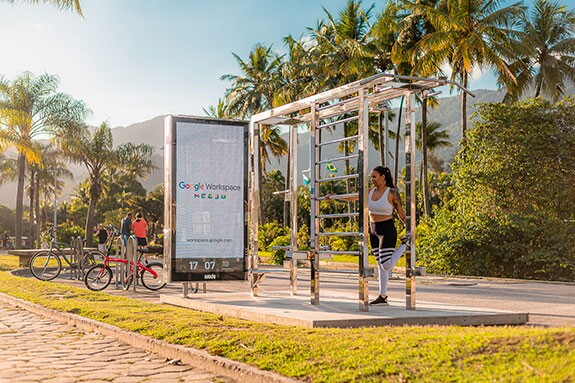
[{"xmin": 84, "ymin": 251, "xmax": 166, "ymax": 291}]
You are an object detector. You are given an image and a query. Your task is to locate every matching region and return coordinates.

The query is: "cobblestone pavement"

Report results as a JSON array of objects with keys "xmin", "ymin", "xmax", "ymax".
[{"xmin": 0, "ymin": 303, "xmax": 234, "ymax": 383}]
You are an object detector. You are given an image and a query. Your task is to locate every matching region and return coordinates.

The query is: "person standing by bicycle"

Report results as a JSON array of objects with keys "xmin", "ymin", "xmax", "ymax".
[
  {"xmin": 120, "ymin": 213, "xmax": 132, "ymax": 239},
  {"xmin": 96, "ymin": 224, "xmax": 109, "ymax": 254},
  {"xmin": 131, "ymin": 212, "xmax": 148, "ymax": 247},
  {"xmin": 1, "ymin": 231, "xmax": 8, "ymax": 250}
]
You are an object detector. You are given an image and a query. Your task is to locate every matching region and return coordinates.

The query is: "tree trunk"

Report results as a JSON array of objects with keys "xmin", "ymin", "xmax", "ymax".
[
  {"xmin": 35, "ymin": 175, "xmax": 41, "ymax": 247},
  {"xmin": 422, "ymin": 98, "xmax": 430, "ymax": 216},
  {"xmin": 85, "ymin": 195, "xmax": 97, "ymax": 247},
  {"xmin": 85, "ymin": 176, "xmax": 101, "ymax": 247},
  {"xmin": 394, "ymin": 97, "xmax": 404, "ymax": 184},
  {"xmin": 29, "ymin": 168, "xmax": 35, "ymax": 248},
  {"xmin": 461, "ymin": 74, "xmax": 468, "ymax": 147},
  {"xmin": 535, "ymin": 81, "xmax": 541, "ymax": 98},
  {"xmin": 15, "ymin": 153, "xmax": 26, "ymax": 249}
]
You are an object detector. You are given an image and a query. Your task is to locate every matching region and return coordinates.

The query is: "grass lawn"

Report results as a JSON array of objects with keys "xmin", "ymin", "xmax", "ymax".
[{"xmin": 0, "ymin": 254, "xmax": 573, "ymax": 382}]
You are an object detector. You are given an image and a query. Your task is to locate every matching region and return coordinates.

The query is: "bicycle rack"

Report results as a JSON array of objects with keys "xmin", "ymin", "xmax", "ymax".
[
  {"xmin": 69, "ymin": 237, "xmax": 77, "ymax": 280},
  {"xmin": 70, "ymin": 237, "xmax": 83, "ymax": 280},
  {"xmin": 114, "ymin": 236, "xmax": 127, "ymax": 289},
  {"xmin": 126, "ymin": 236, "xmax": 139, "ymax": 292}
]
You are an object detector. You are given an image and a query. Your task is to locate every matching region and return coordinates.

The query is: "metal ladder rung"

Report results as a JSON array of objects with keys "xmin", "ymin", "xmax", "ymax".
[
  {"xmin": 317, "ymin": 269, "xmax": 359, "ymax": 274},
  {"xmin": 317, "ymin": 115, "xmax": 359, "ymax": 129},
  {"xmin": 317, "ymin": 96, "xmax": 358, "ymax": 111},
  {"xmin": 316, "ymin": 135, "xmax": 359, "ymax": 147},
  {"xmin": 318, "ymin": 154, "xmax": 359, "ymax": 164},
  {"xmin": 317, "ymin": 192, "xmax": 358, "ymax": 201},
  {"xmin": 317, "ymin": 212, "xmax": 359, "ymax": 219},
  {"xmin": 317, "ymin": 232, "xmax": 360, "ymax": 237},
  {"xmin": 317, "ymin": 174, "xmax": 358, "ymax": 183},
  {"xmin": 318, "ymin": 250, "xmax": 361, "ymax": 255}
]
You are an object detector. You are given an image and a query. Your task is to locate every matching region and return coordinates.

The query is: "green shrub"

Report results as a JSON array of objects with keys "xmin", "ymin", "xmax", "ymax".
[
  {"xmin": 55, "ymin": 221, "xmax": 85, "ymax": 245},
  {"xmin": 269, "ymin": 234, "xmax": 290, "ymax": 265},
  {"xmin": 297, "ymin": 224, "xmax": 310, "ymax": 250},
  {"xmin": 258, "ymin": 222, "xmax": 287, "ymax": 251}
]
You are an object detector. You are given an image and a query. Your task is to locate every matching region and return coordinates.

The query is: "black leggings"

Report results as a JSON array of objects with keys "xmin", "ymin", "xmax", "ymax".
[
  {"xmin": 370, "ymin": 219, "xmax": 404, "ymax": 295},
  {"xmin": 369, "ymin": 220, "xmax": 397, "ymax": 254}
]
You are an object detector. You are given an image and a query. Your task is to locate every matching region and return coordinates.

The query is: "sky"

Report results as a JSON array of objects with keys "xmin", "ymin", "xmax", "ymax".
[{"xmin": 0, "ymin": 0, "xmax": 573, "ymax": 128}]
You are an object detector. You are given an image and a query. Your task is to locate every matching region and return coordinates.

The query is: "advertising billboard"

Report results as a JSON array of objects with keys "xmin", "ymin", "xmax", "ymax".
[{"xmin": 164, "ymin": 116, "xmax": 247, "ymax": 282}]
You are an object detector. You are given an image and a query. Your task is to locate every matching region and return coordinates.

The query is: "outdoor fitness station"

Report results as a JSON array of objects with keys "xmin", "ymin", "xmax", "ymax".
[
  {"xmin": 246, "ymin": 72, "xmax": 474, "ymax": 312},
  {"xmin": 161, "ymin": 73, "xmax": 528, "ymax": 327}
]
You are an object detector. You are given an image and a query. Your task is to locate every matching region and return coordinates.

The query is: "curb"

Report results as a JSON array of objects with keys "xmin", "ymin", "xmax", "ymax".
[{"xmin": 0, "ymin": 292, "xmax": 298, "ymax": 383}]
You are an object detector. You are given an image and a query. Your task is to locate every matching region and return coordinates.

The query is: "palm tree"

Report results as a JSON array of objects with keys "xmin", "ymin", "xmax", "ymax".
[
  {"xmin": 505, "ymin": 0, "xmax": 575, "ymax": 103},
  {"xmin": 0, "ymin": 72, "xmax": 89, "ymax": 248},
  {"xmin": 416, "ymin": 120, "xmax": 451, "ymax": 215},
  {"xmin": 0, "ymin": 152, "xmax": 17, "ymax": 187},
  {"xmin": 221, "ymin": 44, "xmax": 288, "ymax": 223},
  {"xmin": 2, "ymin": 0, "xmax": 83, "ymax": 16},
  {"xmin": 202, "ymin": 99, "xmax": 230, "ymax": 119},
  {"xmin": 309, "ymin": 1, "xmax": 376, "ymax": 213},
  {"xmin": 314, "ymin": 0, "xmax": 376, "ymax": 88},
  {"xmin": 408, "ymin": 0, "xmax": 525, "ymax": 144},
  {"xmin": 59, "ymin": 122, "xmax": 155, "ymax": 246},
  {"xmin": 31, "ymin": 145, "xmax": 72, "ymax": 246}
]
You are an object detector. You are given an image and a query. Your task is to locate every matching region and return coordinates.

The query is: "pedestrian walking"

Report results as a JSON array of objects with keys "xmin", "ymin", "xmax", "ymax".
[
  {"xmin": 131, "ymin": 212, "xmax": 148, "ymax": 247},
  {"xmin": 96, "ymin": 224, "xmax": 109, "ymax": 254},
  {"xmin": 1, "ymin": 231, "xmax": 7, "ymax": 250},
  {"xmin": 120, "ymin": 213, "xmax": 132, "ymax": 238}
]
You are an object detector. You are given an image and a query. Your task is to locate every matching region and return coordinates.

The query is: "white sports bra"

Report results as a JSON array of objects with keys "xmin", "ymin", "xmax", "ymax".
[{"xmin": 368, "ymin": 187, "xmax": 394, "ymax": 216}]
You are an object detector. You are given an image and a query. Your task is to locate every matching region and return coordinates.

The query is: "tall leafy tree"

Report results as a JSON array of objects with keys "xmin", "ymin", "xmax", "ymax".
[
  {"xmin": 505, "ymin": 0, "xmax": 575, "ymax": 102},
  {"xmin": 418, "ymin": 97, "xmax": 575, "ymax": 280},
  {"xmin": 221, "ymin": 44, "xmax": 288, "ymax": 222},
  {"xmin": 408, "ymin": 0, "xmax": 525, "ymax": 144},
  {"xmin": 0, "ymin": 72, "xmax": 89, "ymax": 248},
  {"xmin": 0, "ymin": 152, "xmax": 17, "ymax": 187},
  {"xmin": 60, "ymin": 122, "xmax": 155, "ymax": 246},
  {"xmin": 202, "ymin": 99, "xmax": 230, "ymax": 119},
  {"xmin": 416, "ymin": 120, "xmax": 451, "ymax": 215}
]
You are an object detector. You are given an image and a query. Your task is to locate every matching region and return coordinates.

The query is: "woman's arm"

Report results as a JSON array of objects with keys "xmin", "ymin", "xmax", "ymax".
[{"xmin": 390, "ymin": 189, "xmax": 406, "ymax": 225}]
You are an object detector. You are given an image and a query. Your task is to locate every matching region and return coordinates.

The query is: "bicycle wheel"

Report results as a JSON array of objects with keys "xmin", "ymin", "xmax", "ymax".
[
  {"xmin": 79, "ymin": 250, "xmax": 106, "ymax": 272},
  {"xmin": 84, "ymin": 264, "xmax": 113, "ymax": 291},
  {"xmin": 121, "ymin": 272, "xmax": 134, "ymax": 291},
  {"xmin": 140, "ymin": 262, "xmax": 166, "ymax": 291},
  {"xmin": 29, "ymin": 251, "xmax": 62, "ymax": 281}
]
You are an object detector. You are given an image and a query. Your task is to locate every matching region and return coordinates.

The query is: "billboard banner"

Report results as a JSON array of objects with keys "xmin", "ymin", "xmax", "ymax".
[{"xmin": 164, "ymin": 116, "xmax": 248, "ymax": 282}]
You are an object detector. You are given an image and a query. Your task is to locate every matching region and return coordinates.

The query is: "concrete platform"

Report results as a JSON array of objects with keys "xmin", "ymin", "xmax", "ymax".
[{"xmin": 161, "ymin": 291, "xmax": 528, "ymax": 328}]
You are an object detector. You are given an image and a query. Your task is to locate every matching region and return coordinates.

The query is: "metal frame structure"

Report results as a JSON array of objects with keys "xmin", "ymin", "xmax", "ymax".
[{"xmin": 248, "ymin": 73, "xmax": 472, "ymax": 311}]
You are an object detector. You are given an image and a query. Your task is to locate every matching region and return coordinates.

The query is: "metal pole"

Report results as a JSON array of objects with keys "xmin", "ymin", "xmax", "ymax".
[
  {"xmin": 53, "ymin": 174, "xmax": 57, "ymax": 239},
  {"xmin": 289, "ymin": 124, "xmax": 298, "ymax": 295},
  {"xmin": 404, "ymin": 94, "xmax": 417, "ymax": 310},
  {"xmin": 310, "ymin": 103, "xmax": 319, "ymax": 306},
  {"xmin": 358, "ymin": 90, "xmax": 370, "ymax": 312},
  {"xmin": 384, "ymin": 110, "xmax": 390, "ymax": 168}
]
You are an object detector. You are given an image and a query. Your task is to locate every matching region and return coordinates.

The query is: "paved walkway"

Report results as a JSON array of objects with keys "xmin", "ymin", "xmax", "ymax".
[
  {"xmin": 20, "ymin": 265, "xmax": 574, "ymax": 327},
  {"xmin": 0, "ymin": 302, "xmax": 233, "ymax": 383}
]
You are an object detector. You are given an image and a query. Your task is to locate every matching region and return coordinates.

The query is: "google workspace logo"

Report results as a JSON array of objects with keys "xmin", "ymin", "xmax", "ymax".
[{"xmin": 178, "ymin": 181, "xmax": 227, "ymax": 200}]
